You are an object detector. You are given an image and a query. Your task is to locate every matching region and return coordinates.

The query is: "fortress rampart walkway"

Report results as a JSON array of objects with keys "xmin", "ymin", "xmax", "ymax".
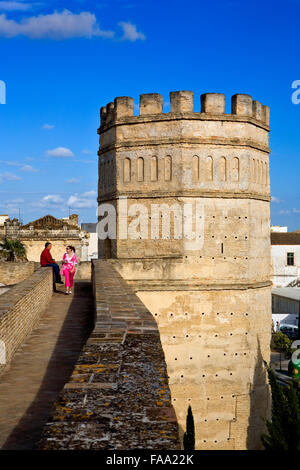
[{"xmin": 0, "ymin": 280, "xmax": 93, "ymax": 449}]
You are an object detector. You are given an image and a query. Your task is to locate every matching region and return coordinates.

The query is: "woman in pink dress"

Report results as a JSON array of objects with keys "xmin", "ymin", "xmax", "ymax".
[{"xmin": 61, "ymin": 245, "xmax": 78, "ymax": 295}]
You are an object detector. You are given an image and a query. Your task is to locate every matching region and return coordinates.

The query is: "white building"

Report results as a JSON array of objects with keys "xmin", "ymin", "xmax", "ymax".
[
  {"xmin": 271, "ymin": 230, "xmax": 300, "ymax": 287},
  {"xmin": 271, "ymin": 225, "xmax": 288, "ymax": 233},
  {"xmin": 0, "ymin": 215, "xmax": 8, "ymax": 226},
  {"xmin": 272, "ymin": 287, "xmax": 300, "ymax": 330},
  {"xmin": 81, "ymin": 223, "xmax": 98, "ymax": 260}
]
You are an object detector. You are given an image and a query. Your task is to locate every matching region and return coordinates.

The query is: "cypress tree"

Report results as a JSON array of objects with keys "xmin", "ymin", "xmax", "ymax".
[
  {"xmin": 183, "ymin": 405, "xmax": 195, "ymax": 451},
  {"xmin": 261, "ymin": 365, "xmax": 300, "ymax": 450}
]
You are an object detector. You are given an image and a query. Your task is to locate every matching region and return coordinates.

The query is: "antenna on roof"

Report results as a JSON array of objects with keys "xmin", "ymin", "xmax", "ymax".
[{"xmin": 18, "ymin": 208, "xmax": 23, "ymax": 226}]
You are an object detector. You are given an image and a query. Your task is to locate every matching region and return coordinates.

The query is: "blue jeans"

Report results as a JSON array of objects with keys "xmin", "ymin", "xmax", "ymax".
[{"xmin": 46, "ymin": 263, "xmax": 62, "ymax": 283}]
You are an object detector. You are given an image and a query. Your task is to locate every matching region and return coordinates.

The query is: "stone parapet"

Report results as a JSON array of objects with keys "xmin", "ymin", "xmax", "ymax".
[
  {"xmin": 99, "ymin": 91, "xmax": 270, "ymax": 129},
  {"xmin": 38, "ymin": 260, "xmax": 179, "ymax": 450},
  {"xmin": 75, "ymin": 261, "xmax": 92, "ymax": 280},
  {"xmin": 0, "ymin": 267, "xmax": 53, "ymax": 376},
  {"xmin": 0, "ymin": 261, "xmax": 36, "ymax": 286}
]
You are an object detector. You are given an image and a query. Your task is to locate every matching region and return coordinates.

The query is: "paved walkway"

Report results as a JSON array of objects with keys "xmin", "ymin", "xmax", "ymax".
[{"xmin": 0, "ymin": 280, "xmax": 94, "ymax": 450}]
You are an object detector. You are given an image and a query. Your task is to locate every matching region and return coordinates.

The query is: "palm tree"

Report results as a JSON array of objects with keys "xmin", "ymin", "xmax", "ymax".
[{"xmin": 0, "ymin": 238, "xmax": 27, "ymax": 261}]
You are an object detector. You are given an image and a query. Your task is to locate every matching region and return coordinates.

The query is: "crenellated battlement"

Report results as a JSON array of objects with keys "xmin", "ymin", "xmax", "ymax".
[{"xmin": 99, "ymin": 91, "xmax": 270, "ymax": 129}]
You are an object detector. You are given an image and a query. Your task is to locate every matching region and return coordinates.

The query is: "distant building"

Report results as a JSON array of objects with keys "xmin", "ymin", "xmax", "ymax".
[
  {"xmin": 81, "ymin": 223, "xmax": 98, "ymax": 260},
  {"xmin": 272, "ymin": 287, "xmax": 300, "ymax": 329},
  {"xmin": 271, "ymin": 228, "xmax": 300, "ymax": 287},
  {"xmin": 271, "ymin": 225, "xmax": 288, "ymax": 233},
  {"xmin": 0, "ymin": 214, "xmax": 90, "ymax": 262},
  {"xmin": 0, "ymin": 215, "xmax": 9, "ymax": 227}
]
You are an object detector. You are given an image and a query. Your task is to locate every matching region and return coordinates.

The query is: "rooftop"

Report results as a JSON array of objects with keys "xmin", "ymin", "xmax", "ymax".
[
  {"xmin": 271, "ymin": 232, "xmax": 300, "ymax": 245},
  {"xmin": 272, "ymin": 287, "xmax": 300, "ymax": 301}
]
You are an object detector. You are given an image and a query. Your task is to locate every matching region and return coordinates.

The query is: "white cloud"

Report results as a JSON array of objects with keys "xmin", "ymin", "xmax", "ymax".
[
  {"xmin": 0, "ymin": 9, "xmax": 115, "ymax": 39},
  {"xmin": 0, "ymin": 171, "xmax": 21, "ymax": 181},
  {"xmin": 293, "ymin": 208, "xmax": 300, "ymax": 214},
  {"xmin": 30, "ymin": 190, "xmax": 96, "ymax": 211},
  {"xmin": 118, "ymin": 21, "xmax": 145, "ymax": 41},
  {"xmin": 20, "ymin": 164, "xmax": 38, "ymax": 172},
  {"xmin": 82, "ymin": 149, "xmax": 92, "ymax": 154},
  {"xmin": 82, "ymin": 190, "xmax": 96, "ymax": 197},
  {"xmin": 67, "ymin": 178, "xmax": 80, "ymax": 184},
  {"xmin": 31, "ymin": 194, "xmax": 64, "ymax": 208},
  {"xmin": 67, "ymin": 191, "xmax": 96, "ymax": 209},
  {"xmin": 271, "ymin": 196, "xmax": 283, "ymax": 203},
  {"xmin": 47, "ymin": 146, "xmax": 74, "ymax": 157},
  {"xmin": 5, "ymin": 160, "xmax": 22, "ymax": 167},
  {"xmin": 43, "ymin": 194, "xmax": 64, "ymax": 204},
  {"xmin": 278, "ymin": 209, "xmax": 291, "ymax": 215},
  {"xmin": 0, "ymin": 2, "xmax": 32, "ymax": 11},
  {"xmin": 42, "ymin": 123, "xmax": 55, "ymax": 130}
]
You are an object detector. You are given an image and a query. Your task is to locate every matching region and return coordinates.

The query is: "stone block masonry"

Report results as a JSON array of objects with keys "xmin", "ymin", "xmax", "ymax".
[
  {"xmin": 0, "ymin": 267, "xmax": 53, "ymax": 376},
  {"xmin": 38, "ymin": 260, "xmax": 179, "ymax": 450},
  {"xmin": 0, "ymin": 261, "xmax": 36, "ymax": 286},
  {"xmin": 75, "ymin": 261, "xmax": 92, "ymax": 280}
]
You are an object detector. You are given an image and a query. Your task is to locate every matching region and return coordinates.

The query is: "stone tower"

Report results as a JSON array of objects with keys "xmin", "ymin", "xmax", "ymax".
[{"xmin": 97, "ymin": 91, "xmax": 272, "ymax": 450}]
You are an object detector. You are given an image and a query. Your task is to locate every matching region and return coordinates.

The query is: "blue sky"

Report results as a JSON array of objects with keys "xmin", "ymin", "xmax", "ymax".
[{"xmin": 0, "ymin": 0, "xmax": 300, "ymax": 228}]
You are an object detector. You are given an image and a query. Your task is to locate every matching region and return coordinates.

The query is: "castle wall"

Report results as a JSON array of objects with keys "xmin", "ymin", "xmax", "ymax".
[
  {"xmin": 0, "ymin": 261, "xmax": 36, "ymax": 285},
  {"xmin": 97, "ymin": 91, "xmax": 272, "ymax": 450},
  {"xmin": 0, "ymin": 267, "xmax": 53, "ymax": 376},
  {"xmin": 1, "ymin": 215, "xmax": 90, "ymax": 263},
  {"xmin": 136, "ymin": 286, "xmax": 271, "ymax": 450},
  {"xmin": 22, "ymin": 238, "xmax": 84, "ymax": 263}
]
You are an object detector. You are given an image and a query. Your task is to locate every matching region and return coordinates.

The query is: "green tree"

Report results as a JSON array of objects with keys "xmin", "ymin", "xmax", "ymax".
[
  {"xmin": 183, "ymin": 405, "xmax": 195, "ymax": 451},
  {"xmin": 0, "ymin": 238, "xmax": 27, "ymax": 261},
  {"xmin": 261, "ymin": 365, "xmax": 300, "ymax": 450},
  {"xmin": 273, "ymin": 331, "xmax": 292, "ymax": 370}
]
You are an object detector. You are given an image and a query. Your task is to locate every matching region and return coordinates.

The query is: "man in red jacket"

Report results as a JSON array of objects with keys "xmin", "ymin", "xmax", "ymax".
[{"xmin": 40, "ymin": 242, "xmax": 63, "ymax": 284}]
